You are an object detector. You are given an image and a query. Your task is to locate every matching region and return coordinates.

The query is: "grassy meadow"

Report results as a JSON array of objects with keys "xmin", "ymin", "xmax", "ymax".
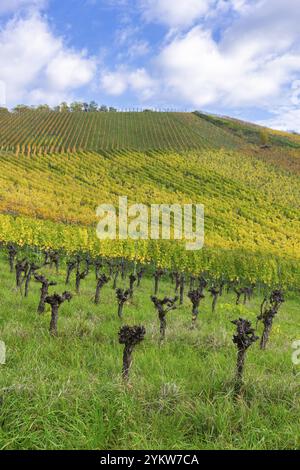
[{"xmin": 0, "ymin": 254, "xmax": 299, "ymax": 450}]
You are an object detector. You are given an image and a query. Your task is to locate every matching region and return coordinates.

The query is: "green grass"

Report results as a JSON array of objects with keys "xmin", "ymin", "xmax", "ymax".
[
  {"xmin": 0, "ymin": 255, "xmax": 299, "ymax": 450},
  {"xmin": 195, "ymin": 112, "xmax": 300, "ymax": 149}
]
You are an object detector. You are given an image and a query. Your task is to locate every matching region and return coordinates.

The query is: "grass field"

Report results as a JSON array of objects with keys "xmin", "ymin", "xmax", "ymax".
[{"xmin": 0, "ymin": 254, "xmax": 299, "ymax": 450}]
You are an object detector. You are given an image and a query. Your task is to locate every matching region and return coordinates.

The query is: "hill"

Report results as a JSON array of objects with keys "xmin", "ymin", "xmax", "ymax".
[
  {"xmin": 196, "ymin": 111, "xmax": 300, "ymax": 149},
  {"xmin": 0, "ymin": 111, "xmax": 299, "ymax": 286},
  {"xmin": 0, "ymin": 111, "xmax": 242, "ymax": 154}
]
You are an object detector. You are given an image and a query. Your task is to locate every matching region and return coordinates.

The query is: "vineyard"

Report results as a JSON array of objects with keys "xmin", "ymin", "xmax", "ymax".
[
  {"xmin": 0, "ymin": 111, "xmax": 299, "ymax": 450},
  {"xmin": 0, "ymin": 142, "xmax": 299, "ymax": 286},
  {"xmin": 0, "ymin": 111, "xmax": 243, "ymax": 154},
  {"xmin": 0, "ymin": 248, "xmax": 299, "ymax": 450}
]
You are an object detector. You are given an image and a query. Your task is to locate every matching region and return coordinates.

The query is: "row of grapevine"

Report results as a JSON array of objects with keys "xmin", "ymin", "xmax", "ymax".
[
  {"xmin": 0, "ymin": 111, "xmax": 241, "ymax": 155},
  {"xmin": 0, "ymin": 212, "xmax": 299, "ymax": 287},
  {"xmin": 0, "ymin": 148, "xmax": 298, "ymax": 259}
]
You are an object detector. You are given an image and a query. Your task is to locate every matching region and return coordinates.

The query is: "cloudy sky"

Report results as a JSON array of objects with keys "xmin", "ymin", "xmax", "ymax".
[{"xmin": 0, "ymin": 0, "xmax": 300, "ymax": 130}]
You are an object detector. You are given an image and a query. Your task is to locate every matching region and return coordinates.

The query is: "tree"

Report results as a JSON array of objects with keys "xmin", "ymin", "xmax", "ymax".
[
  {"xmin": 88, "ymin": 101, "xmax": 98, "ymax": 112},
  {"xmin": 70, "ymin": 102, "xmax": 84, "ymax": 112},
  {"xmin": 13, "ymin": 105, "xmax": 31, "ymax": 113},
  {"xmin": 59, "ymin": 102, "xmax": 70, "ymax": 113},
  {"xmin": 36, "ymin": 104, "xmax": 51, "ymax": 112}
]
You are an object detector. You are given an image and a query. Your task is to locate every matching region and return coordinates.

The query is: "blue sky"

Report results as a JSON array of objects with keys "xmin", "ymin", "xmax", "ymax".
[{"xmin": 0, "ymin": 0, "xmax": 300, "ymax": 131}]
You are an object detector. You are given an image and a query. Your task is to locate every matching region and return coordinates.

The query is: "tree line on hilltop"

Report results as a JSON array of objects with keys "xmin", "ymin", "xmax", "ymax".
[{"xmin": 0, "ymin": 102, "xmax": 118, "ymax": 114}]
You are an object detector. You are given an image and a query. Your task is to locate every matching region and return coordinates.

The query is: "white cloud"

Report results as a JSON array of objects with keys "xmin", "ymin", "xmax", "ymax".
[
  {"xmin": 156, "ymin": 23, "xmax": 300, "ymax": 108},
  {"xmin": 132, "ymin": 0, "xmax": 300, "ymax": 114},
  {"xmin": 0, "ymin": 13, "xmax": 96, "ymax": 106},
  {"xmin": 139, "ymin": 0, "xmax": 254, "ymax": 29},
  {"xmin": 46, "ymin": 50, "xmax": 96, "ymax": 91},
  {"xmin": 101, "ymin": 0, "xmax": 300, "ymax": 133},
  {"xmin": 260, "ymin": 108, "xmax": 300, "ymax": 133},
  {"xmin": 0, "ymin": 0, "xmax": 46, "ymax": 15},
  {"xmin": 115, "ymin": 26, "xmax": 150, "ymax": 60},
  {"xmin": 101, "ymin": 70, "xmax": 128, "ymax": 95},
  {"xmin": 101, "ymin": 67, "xmax": 156, "ymax": 100},
  {"xmin": 140, "ymin": 0, "xmax": 214, "ymax": 28}
]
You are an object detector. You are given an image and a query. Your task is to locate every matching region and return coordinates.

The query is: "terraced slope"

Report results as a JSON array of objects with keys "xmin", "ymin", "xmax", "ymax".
[{"xmin": 0, "ymin": 111, "xmax": 242, "ymax": 154}]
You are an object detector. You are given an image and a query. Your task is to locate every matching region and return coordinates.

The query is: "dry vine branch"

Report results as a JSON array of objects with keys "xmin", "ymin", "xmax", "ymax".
[
  {"xmin": 24, "ymin": 262, "xmax": 42, "ymax": 298},
  {"xmin": 107, "ymin": 260, "xmax": 114, "ymax": 277},
  {"xmin": 116, "ymin": 288, "xmax": 131, "ymax": 319},
  {"xmin": 75, "ymin": 258, "xmax": 89, "ymax": 294},
  {"xmin": 172, "ymin": 272, "xmax": 180, "ymax": 294},
  {"xmin": 94, "ymin": 259, "xmax": 103, "ymax": 280},
  {"xmin": 137, "ymin": 267, "xmax": 145, "ymax": 287},
  {"xmin": 15, "ymin": 259, "xmax": 29, "ymax": 291},
  {"xmin": 95, "ymin": 273, "xmax": 110, "ymax": 304},
  {"xmin": 188, "ymin": 288, "xmax": 205, "ymax": 328},
  {"xmin": 113, "ymin": 266, "xmax": 120, "ymax": 289},
  {"xmin": 45, "ymin": 292, "xmax": 72, "ymax": 336},
  {"xmin": 198, "ymin": 276, "xmax": 207, "ymax": 295},
  {"xmin": 129, "ymin": 273, "xmax": 137, "ymax": 298},
  {"xmin": 232, "ymin": 318, "xmax": 258, "ymax": 395},
  {"xmin": 189, "ymin": 275, "xmax": 196, "ymax": 291},
  {"xmin": 208, "ymin": 286, "xmax": 220, "ymax": 313},
  {"xmin": 153, "ymin": 268, "xmax": 165, "ymax": 295},
  {"xmin": 49, "ymin": 250, "xmax": 60, "ymax": 273},
  {"xmin": 257, "ymin": 289, "xmax": 284, "ymax": 350},
  {"xmin": 8, "ymin": 244, "xmax": 17, "ymax": 273},
  {"xmin": 65, "ymin": 260, "xmax": 77, "ymax": 285},
  {"xmin": 34, "ymin": 274, "xmax": 57, "ymax": 314},
  {"xmin": 179, "ymin": 274, "xmax": 185, "ymax": 305},
  {"xmin": 120, "ymin": 258, "xmax": 127, "ymax": 280},
  {"xmin": 118, "ymin": 325, "xmax": 146, "ymax": 382},
  {"xmin": 151, "ymin": 296, "xmax": 178, "ymax": 342}
]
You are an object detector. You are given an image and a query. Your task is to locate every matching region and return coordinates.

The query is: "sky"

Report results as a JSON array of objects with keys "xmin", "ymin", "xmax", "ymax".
[{"xmin": 0, "ymin": 0, "xmax": 300, "ymax": 131}]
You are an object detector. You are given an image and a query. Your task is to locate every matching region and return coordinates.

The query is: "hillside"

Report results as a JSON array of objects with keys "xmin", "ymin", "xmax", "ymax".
[
  {"xmin": 196, "ymin": 111, "xmax": 300, "ymax": 149},
  {"xmin": 0, "ymin": 111, "xmax": 299, "ymax": 285},
  {"xmin": 0, "ymin": 111, "xmax": 242, "ymax": 153}
]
